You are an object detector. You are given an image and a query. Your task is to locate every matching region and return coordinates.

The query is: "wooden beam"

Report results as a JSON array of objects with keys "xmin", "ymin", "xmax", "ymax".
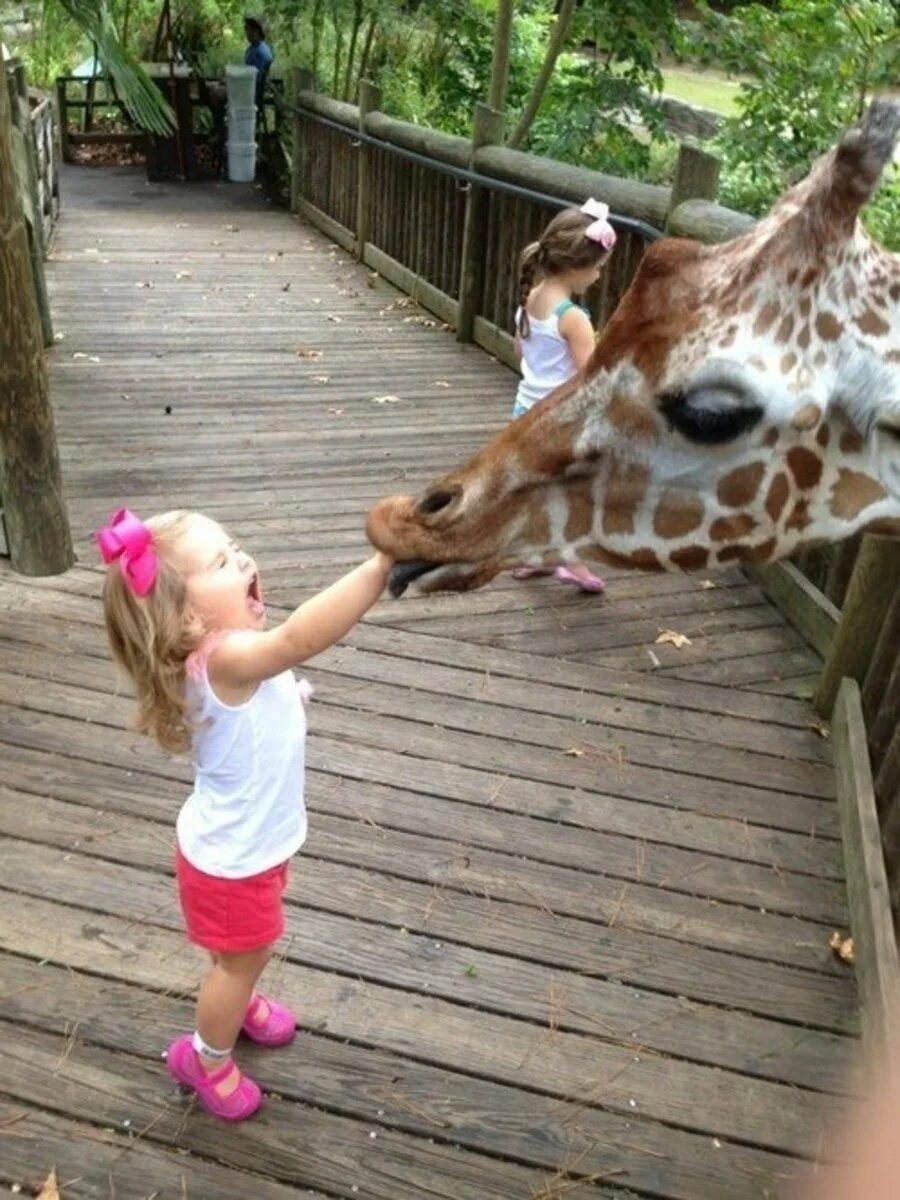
[
  {"xmin": 355, "ymin": 79, "xmax": 380, "ymax": 263},
  {"xmin": 832, "ymin": 678, "xmax": 900, "ymax": 1067},
  {"xmin": 745, "ymin": 561, "xmax": 838, "ymax": 658},
  {"xmin": 816, "ymin": 535, "xmax": 900, "ymax": 716},
  {"xmin": 0, "ymin": 69, "xmax": 73, "ymax": 575}
]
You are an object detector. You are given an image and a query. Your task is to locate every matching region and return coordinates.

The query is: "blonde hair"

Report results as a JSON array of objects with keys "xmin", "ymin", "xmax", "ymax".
[
  {"xmin": 517, "ymin": 207, "xmax": 613, "ymax": 339},
  {"xmin": 102, "ymin": 509, "xmax": 200, "ymax": 755}
]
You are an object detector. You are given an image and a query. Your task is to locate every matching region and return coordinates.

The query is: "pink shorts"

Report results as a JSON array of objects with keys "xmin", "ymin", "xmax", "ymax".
[{"xmin": 175, "ymin": 847, "xmax": 289, "ymax": 953}]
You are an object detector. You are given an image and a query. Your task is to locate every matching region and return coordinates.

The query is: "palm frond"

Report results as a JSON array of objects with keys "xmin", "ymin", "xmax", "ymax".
[{"xmin": 56, "ymin": 0, "xmax": 176, "ymax": 134}]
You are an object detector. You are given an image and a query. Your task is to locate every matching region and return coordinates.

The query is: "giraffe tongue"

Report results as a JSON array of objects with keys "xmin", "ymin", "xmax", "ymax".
[{"xmin": 388, "ymin": 560, "xmax": 438, "ymax": 598}]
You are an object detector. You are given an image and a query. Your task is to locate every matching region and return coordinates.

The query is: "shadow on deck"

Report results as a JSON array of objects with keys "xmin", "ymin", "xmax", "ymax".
[{"xmin": 0, "ymin": 165, "xmax": 858, "ymax": 1200}]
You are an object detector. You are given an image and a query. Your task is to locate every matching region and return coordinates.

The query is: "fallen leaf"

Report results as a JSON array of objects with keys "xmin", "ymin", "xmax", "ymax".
[
  {"xmin": 646, "ymin": 649, "xmax": 662, "ymax": 669},
  {"xmin": 296, "ymin": 349, "xmax": 323, "ymax": 361},
  {"xmin": 224, "ymin": 223, "xmax": 240, "ymax": 232},
  {"xmin": 312, "ymin": 375, "xmax": 330, "ymax": 384},
  {"xmin": 699, "ymin": 579, "xmax": 717, "ymax": 590},
  {"xmin": 829, "ymin": 931, "xmax": 855, "ymax": 965},
  {"xmin": 37, "ymin": 1168, "xmax": 60, "ymax": 1200},
  {"xmin": 433, "ymin": 380, "xmax": 451, "ymax": 388},
  {"xmin": 175, "ymin": 270, "xmax": 193, "ymax": 280},
  {"xmin": 655, "ymin": 629, "xmax": 692, "ymax": 649},
  {"xmin": 328, "ymin": 407, "xmax": 345, "ymax": 415},
  {"xmin": 281, "ymin": 282, "xmax": 292, "ymax": 292},
  {"xmin": 809, "ymin": 721, "xmax": 831, "ymax": 740},
  {"xmin": 563, "ymin": 747, "xmax": 585, "ymax": 758},
  {"xmin": 53, "ymin": 332, "xmax": 66, "ymax": 341},
  {"xmin": 371, "ymin": 395, "xmax": 402, "ymax": 404},
  {"xmin": 326, "ymin": 313, "xmax": 343, "ymax": 323}
]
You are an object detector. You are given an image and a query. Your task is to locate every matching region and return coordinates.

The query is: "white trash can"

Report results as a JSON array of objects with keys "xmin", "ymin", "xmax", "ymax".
[
  {"xmin": 227, "ymin": 139, "xmax": 256, "ymax": 182},
  {"xmin": 225, "ymin": 64, "xmax": 257, "ymax": 107},
  {"xmin": 228, "ymin": 104, "xmax": 256, "ymax": 142}
]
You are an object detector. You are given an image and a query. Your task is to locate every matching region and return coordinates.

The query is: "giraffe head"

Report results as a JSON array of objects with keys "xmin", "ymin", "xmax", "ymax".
[{"xmin": 368, "ymin": 102, "xmax": 900, "ymax": 594}]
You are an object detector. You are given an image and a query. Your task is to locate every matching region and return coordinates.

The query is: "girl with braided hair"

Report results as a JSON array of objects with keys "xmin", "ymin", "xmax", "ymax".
[{"xmin": 511, "ymin": 199, "xmax": 616, "ymax": 592}]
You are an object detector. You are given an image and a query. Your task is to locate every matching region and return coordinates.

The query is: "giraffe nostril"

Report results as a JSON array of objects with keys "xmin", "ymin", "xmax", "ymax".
[{"xmin": 416, "ymin": 487, "xmax": 461, "ymax": 518}]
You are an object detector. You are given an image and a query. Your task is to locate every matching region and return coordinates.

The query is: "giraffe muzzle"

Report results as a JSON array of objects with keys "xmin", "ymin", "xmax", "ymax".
[{"xmin": 388, "ymin": 559, "xmax": 439, "ymax": 598}]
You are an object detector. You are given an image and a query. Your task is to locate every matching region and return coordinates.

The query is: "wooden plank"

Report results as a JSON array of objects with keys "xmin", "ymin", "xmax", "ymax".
[
  {"xmin": 0, "ymin": 1108, "xmax": 328, "ymax": 1200},
  {"xmin": 832, "ymin": 678, "xmax": 900, "ymax": 1066},
  {"xmin": 0, "ymin": 880, "xmax": 851, "ymax": 1157},
  {"xmin": 746, "ymin": 561, "xmax": 839, "ymax": 657},
  {"xmin": 0, "ymin": 1021, "xmax": 605, "ymax": 1200},
  {"xmin": 0, "ymin": 743, "xmax": 855, "ymax": 1029},
  {"xmin": 0, "ymin": 827, "xmax": 854, "ymax": 1089},
  {"xmin": 0, "ymin": 957, "xmax": 810, "ymax": 1200}
]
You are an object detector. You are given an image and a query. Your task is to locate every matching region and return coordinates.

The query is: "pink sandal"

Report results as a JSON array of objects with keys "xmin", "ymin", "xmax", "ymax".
[
  {"xmin": 166, "ymin": 1034, "xmax": 262, "ymax": 1122},
  {"xmin": 241, "ymin": 993, "xmax": 297, "ymax": 1047},
  {"xmin": 554, "ymin": 565, "xmax": 606, "ymax": 593}
]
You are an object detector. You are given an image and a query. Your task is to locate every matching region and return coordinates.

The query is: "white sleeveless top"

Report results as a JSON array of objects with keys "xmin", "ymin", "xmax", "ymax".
[
  {"xmin": 514, "ymin": 299, "xmax": 588, "ymax": 412},
  {"xmin": 176, "ymin": 654, "xmax": 308, "ymax": 879}
]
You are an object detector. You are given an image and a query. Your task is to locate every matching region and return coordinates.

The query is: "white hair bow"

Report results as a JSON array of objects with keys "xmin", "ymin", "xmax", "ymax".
[{"xmin": 580, "ymin": 198, "xmax": 617, "ymax": 251}]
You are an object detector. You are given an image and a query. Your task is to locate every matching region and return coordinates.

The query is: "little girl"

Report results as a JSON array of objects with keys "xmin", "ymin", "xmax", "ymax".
[
  {"xmin": 511, "ymin": 198, "xmax": 616, "ymax": 593},
  {"xmin": 99, "ymin": 507, "xmax": 392, "ymax": 1122}
]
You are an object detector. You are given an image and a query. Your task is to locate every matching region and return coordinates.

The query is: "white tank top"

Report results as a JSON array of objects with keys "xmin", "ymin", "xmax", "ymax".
[
  {"xmin": 176, "ymin": 656, "xmax": 308, "ymax": 879},
  {"xmin": 514, "ymin": 299, "xmax": 588, "ymax": 412}
]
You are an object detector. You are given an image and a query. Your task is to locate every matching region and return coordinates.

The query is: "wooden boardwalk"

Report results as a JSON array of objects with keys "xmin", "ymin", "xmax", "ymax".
[{"xmin": 0, "ymin": 166, "xmax": 859, "ymax": 1199}]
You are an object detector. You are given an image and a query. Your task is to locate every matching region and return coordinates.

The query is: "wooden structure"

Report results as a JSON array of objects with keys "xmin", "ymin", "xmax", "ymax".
[
  {"xmin": 287, "ymin": 78, "xmax": 701, "ymax": 370},
  {"xmin": 0, "ymin": 161, "xmax": 870, "ymax": 1198},
  {"xmin": 0, "ymin": 60, "xmax": 72, "ymax": 574}
]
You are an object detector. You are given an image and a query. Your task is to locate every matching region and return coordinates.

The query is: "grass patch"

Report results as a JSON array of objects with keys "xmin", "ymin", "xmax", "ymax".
[{"xmin": 660, "ymin": 65, "xmax": 741, "ymax": 116}]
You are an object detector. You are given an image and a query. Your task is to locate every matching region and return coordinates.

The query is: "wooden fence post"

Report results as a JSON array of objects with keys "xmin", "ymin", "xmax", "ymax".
[
  {"xmin": 665, "ymin": 143, "xmax": 720, "ymax": 231},
  {"xmin": 290, "ymin": 68, "xmax": 317, "ymax": 215},
  {"xmin": 356, "ymin": 78, "xmax": 380, "ymax": 262},
  {"xmin": 862, "ymin": 590, "xmax": 900, "ymax": 780},
  {"xmin": 457, "ymin": 102, "xmax": 504, "ymax": 343},
  {"xmin": 815, "ymin": 534, "xmax": 900, "ymax": 717},
  {"xmin": 0, "ymin": 70, "xmax": 74, "ymax": 576},
  {"xmin": 56, "ymin": 78, "xmax": 71, "ymax": 163},
  {"xmin": 10, "ymin": 63, "xmax": 53, "ymax": 347}
]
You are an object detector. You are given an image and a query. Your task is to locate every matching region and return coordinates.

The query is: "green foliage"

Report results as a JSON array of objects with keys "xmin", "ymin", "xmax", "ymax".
[
  {"xmin": 697, "ymin": 0, "xmax": 899, "ymax": 243},
  {"xmin": 521, "ymin": 0, "xmax": 678, "ymax": 177}
]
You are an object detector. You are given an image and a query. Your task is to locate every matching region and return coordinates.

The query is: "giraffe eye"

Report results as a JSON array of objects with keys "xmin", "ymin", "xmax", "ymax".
[{"xmin": 659, "ymin": 387, "xmax": 764, "ymax": 445}]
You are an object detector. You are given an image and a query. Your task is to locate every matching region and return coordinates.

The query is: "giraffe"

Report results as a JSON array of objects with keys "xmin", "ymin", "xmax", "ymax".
[{"xmin": 366, "ymin": 101, "xmax": 900, "ymax": 596}]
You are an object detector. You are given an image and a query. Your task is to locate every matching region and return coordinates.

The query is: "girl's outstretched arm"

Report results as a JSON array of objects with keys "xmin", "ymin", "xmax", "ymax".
[{"xmin": 210, "ymin": 553, "xmax": 392, "ymax": 688}]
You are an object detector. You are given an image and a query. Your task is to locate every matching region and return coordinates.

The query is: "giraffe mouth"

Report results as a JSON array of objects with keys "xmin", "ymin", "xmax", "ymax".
[{"xmin": 388, "ymin": 560, "xmax": 439, "ymax": 597}]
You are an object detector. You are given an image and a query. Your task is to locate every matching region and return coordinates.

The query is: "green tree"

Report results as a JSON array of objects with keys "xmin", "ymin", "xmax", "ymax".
[{"xmin": 697, "ymin": 0, "xmax": 899, "ymax": 216}]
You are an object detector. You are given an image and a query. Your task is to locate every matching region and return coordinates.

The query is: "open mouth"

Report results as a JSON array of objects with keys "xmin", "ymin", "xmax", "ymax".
[
  {"xmin": 247, "ymin": 571, "xmax": 265, "ymax": 615},
  {"xmin": 388, "ymin": 560, "xmax": 442, "ymax": 598}
]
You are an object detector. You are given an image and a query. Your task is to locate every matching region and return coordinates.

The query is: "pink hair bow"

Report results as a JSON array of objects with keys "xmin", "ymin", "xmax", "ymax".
[
  {"xmin": 581, "ymin": 198, "xmax": 617, "ymax": 251},
  {"xmin": 96, "ymin": 508, "xmax": 159, "ymax": 596}
]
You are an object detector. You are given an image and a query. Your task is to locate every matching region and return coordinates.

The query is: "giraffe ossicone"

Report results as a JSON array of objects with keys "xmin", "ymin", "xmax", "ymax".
[{"xmin": 368, "ymin": 101, "xmax": 900, "ymax": 595}]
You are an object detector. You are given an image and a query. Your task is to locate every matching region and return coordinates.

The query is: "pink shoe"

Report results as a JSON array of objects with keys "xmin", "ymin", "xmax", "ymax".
[
  {"xmin": 166, "ymin": 1034, "xmax": 262, "ymax": 1122},
  {"xmin": 555, "ymin": 565, "xmax": 606, "ymax": 593},
  {"xmin": 512, "ymin": 566, "xmax": 553, "ymax": 580},
  {"xmin": 241, "ymin": 993, "xmax": 297, "ymax": 1047}
]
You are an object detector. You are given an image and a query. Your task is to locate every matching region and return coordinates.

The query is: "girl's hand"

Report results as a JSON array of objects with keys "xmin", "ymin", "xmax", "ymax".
[{"xmin": 209, "ymin": 552, "xmax": 394, "ymax": 690}]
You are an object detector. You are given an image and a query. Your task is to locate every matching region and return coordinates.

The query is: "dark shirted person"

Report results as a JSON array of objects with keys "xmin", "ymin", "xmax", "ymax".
[{"xmin": 243, "ymin": 15, "xmax": 274, "ymax": 107}]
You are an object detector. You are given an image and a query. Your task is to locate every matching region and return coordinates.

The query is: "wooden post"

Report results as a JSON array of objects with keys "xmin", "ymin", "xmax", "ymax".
[
  {"xmin": 0, "ymin": 70, "xmax": 73, "ymax": 575},
  {"xmin": 456, "ymin": 102, "xmax": 504, "ymax": 343},
  {"xmin": 862, "ymin": 590, "xmax": 900, "ymax": 777},
  {"xmin": 665, "ymin": 143, "xmax": 720, "ymax": 231},
  {"xmin": 878, "ymin": 728, "xmax": 900, "ymax": 896},
  {"xmin": 56, "ymin": 78, "xmax": 71, "ymax": 163},
  {"xmin": 825, "ymin": 533, "xmax": 862, "ymax": 608},
  {"xmin": 833, "ymin": 679, "xmax": 900, "ymax": 1065},
  {"xmin": 10, "ymin": 63, "xmax": 53, "ymax": 348},
  {"xmin": 356, "ymin": 78, "xmax": 380, "ymax": 262},
  {"xmin": 815, "ymin": 534, "xmax": 900, "ymax": 716},
  {"xmin": 290, "ymin": 68, "xmax": 317, "ymax": 214}
]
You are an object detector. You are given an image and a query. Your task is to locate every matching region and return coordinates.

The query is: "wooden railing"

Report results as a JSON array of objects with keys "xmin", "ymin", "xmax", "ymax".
[
  {"xmin": 4, "ymin": 58, "xmax": 57, "ymax": 346},
  {"xmin": 286, "ymin": 78, "xmax": 723, "ymax": 368}
]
